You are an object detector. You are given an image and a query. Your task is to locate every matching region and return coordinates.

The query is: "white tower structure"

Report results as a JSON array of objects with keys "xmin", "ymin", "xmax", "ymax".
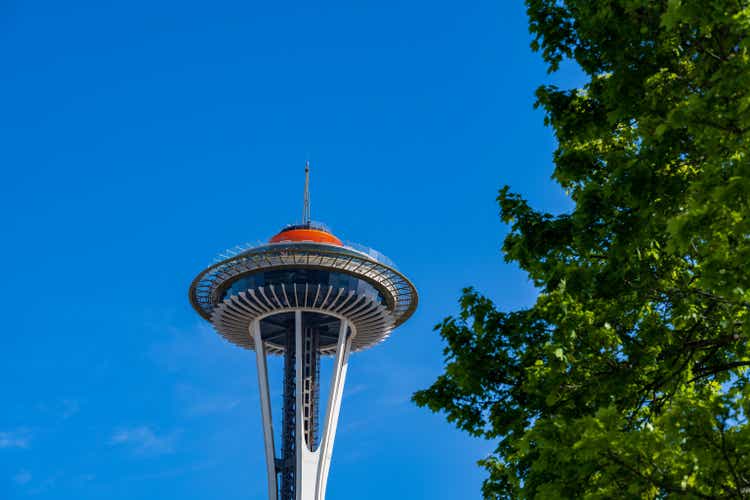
[{"xmin": 188, "ymin": 166, "xmax": 418, "ymax": 500}]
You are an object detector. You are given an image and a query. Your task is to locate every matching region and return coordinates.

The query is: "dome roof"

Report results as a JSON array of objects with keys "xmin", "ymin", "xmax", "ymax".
[{"xmin": 269, "ymin": 224, "xmax": 343, "ymax": 246}]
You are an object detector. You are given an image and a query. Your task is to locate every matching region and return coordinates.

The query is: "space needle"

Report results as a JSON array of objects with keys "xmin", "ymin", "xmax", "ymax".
[{"xmin": 188, "ymin": 163, "xmax": 418, "ymax": 500}]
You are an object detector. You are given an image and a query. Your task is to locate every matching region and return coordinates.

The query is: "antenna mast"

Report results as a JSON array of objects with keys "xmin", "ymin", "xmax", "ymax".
[{"xmin": 302, "ymin": 161, "xmax": 311, "ymax": 225}]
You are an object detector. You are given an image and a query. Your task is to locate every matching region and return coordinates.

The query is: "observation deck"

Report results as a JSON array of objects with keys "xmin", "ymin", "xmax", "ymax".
[{"xmin": 188, "ymin": 222, "xmax": 418, "ymax": 355}]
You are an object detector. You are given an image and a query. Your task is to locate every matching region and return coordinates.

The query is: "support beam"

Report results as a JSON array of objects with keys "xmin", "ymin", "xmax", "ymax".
[
  {"xmin": 251, "ymin": 320, "xmax": 279, "ymax": 500},
  {"xmin": 294, "ymin": 311, "xmax": 317, "ymax": 498},
  {"xmin": 316, "ymin": 319, "xmax": 352, "ymax": 500}
]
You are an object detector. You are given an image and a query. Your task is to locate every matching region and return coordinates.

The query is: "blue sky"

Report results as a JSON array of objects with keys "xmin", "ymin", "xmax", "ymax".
[{"xmin": 0, "ymin": 1, "xmax": 583, "ymax": 498}]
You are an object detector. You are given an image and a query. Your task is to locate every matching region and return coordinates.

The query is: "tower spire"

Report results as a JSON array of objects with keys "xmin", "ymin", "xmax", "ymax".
[{"xmin": 302, "ymin": 161, "xmax": 311, "ymax": 225}]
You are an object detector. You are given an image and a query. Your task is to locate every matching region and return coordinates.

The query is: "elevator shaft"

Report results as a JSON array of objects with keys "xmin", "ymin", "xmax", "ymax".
[{"xmin": 279, "ymin": 325, "xmax": 320, "ymax": 500}]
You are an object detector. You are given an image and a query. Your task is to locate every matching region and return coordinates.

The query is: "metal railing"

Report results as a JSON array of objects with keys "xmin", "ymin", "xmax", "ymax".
[{"xmin": 342, "ymin": 241, "xmax": 397, "ymax": 269}]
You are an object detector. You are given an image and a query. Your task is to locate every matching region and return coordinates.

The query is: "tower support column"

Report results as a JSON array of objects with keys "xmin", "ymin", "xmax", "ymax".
[
  {"xmin": 251, "ymin": 320, "xmax": 279, "ymax": 500},
  {"xmin": 315, "ymin": 315, "xmax": 352, "ymax": 500},
  {"xmin": 294, "ymin": 311, "xmax": 352, "ymax": 500}
]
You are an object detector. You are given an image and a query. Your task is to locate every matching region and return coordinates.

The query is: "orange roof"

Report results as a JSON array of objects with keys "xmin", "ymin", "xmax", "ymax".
[{"xmin": 269, "ymin": 228, "xmax": 343, "ymax": 246}]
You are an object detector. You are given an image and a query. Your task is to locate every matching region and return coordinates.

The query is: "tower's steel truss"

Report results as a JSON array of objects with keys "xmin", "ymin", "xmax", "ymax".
[
  {"xmin": 279, "ymin": 324, "xmax": 320, "ymax": 500},
  {"xmin": 279, "ymin": 325, "xmax": 297, "ymax": 500}
]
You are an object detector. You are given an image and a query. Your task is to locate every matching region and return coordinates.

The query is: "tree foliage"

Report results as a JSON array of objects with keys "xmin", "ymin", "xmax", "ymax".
[{"xmin": 414, "ymin": 1, "xmax": 750, "ymax": 497}]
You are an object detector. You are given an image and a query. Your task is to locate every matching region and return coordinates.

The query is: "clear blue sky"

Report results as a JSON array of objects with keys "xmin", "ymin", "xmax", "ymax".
[{"xmin": 0, "ymin": 1, "xmax": 582, "ymax": 498}]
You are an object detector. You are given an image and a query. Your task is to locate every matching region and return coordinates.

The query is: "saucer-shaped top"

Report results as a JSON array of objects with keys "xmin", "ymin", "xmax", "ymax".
[{"xmin": 188, "ymin": 221, "xmax": 418, "ymax": 353}]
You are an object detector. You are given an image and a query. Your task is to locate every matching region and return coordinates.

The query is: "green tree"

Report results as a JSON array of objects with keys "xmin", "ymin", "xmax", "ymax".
[{"xmin": 414, "ymin": 1, "xmax": 750, "ymax": 498}]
